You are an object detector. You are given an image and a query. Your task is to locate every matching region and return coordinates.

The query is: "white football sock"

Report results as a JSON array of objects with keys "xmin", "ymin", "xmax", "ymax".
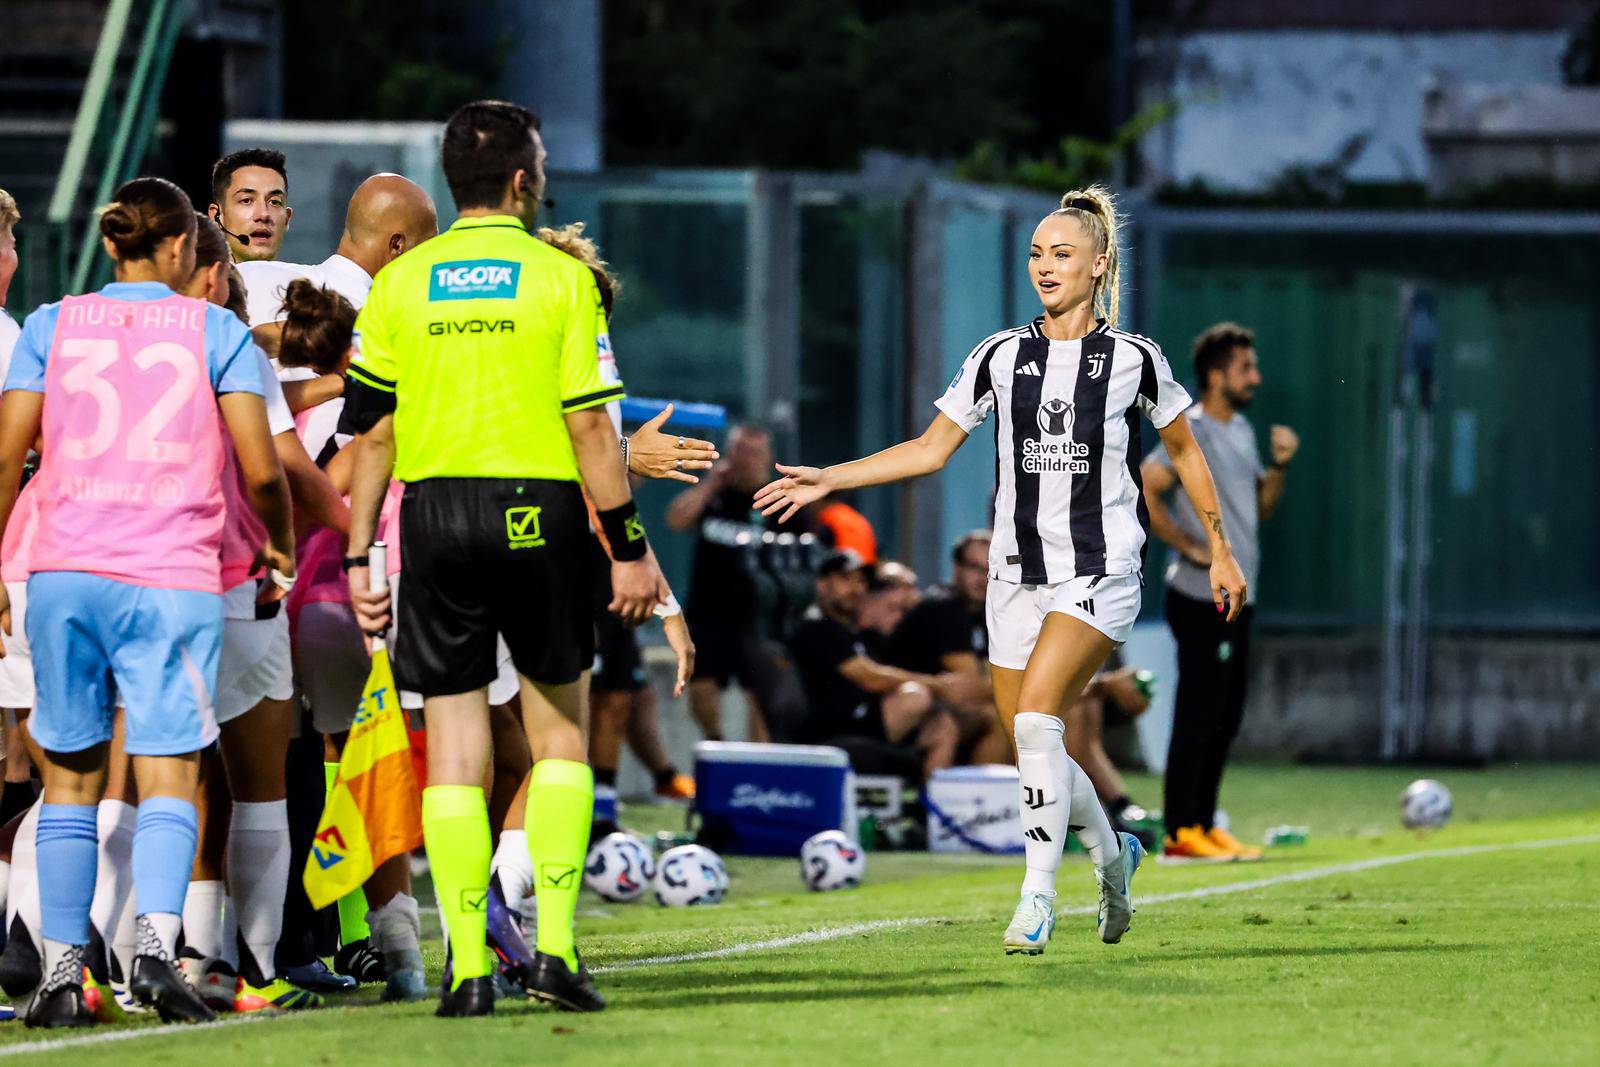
[
  {"xmin": 181, "ymin": 879, "xmax": 226, "ymax": 959},
  {"xmin": 227, "ymin": 800, "xmax": 288, "ymax": 984},
  {"xmin": 219, "ymin": 893, "xmax": 238, "ymax": 969},
  {"xmin": 8, "ymin": 802, "xmax": 40, "ymax": 947},
  {"xmin": 88, "ymin": 800, "xmax": 136, "ymax": 957},
  {"xmin": 1064, "ymin": 751, "xmax": 1121, "ymax": 870},
  {"xmin": 492, "ymin": 828, "xmax": 534, "ymax": 906},
  {"xmin": 366, "ymin": 892, "xmax": 421, "ymax": 955},
  {"xmin": 137, "ymin": 912, "xmax": 182, "ymax": 961},
  {"xmin": 1014, "ymin": 713, "xmax": 1070, "ymax": 895}
]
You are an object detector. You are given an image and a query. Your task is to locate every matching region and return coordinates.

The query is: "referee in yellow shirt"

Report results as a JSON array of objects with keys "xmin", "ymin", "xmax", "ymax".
[{"xmin": 341, "ymin": 100, "xmax": 667, "ymax": 1016}]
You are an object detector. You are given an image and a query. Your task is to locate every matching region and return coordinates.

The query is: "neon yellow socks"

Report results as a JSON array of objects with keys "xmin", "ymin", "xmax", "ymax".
[
  {"xmin": 421, "ymin": 785, "xmax": 492, "ymax": 988},
  {"xmin": 526, "ymin": 759, "xmax": 593, "ymax": 970},
  {"xmin": 325, "ymin": 761, "xmax": 371, "ymax": 944}
]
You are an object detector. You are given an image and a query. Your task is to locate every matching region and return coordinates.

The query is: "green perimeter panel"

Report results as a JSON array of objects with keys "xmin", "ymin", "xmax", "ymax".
[
  {"xmin": 541, "ymin": 181, "xmax": 751, "ymax": 595},
  {"xmin": 1152, "ymin": 249, "xmax": 1397, "ymax": 626},
  {"xmin": 1155, "ymin": 229, "xmax": 1600, "ymax": 630},
  {"xmin": 797, "ymin": 199, "xmax": 904, "ymax": 553},
  {"xmin": 937, "ymin": 204, "xmax": 1006, "ymax": 571}
]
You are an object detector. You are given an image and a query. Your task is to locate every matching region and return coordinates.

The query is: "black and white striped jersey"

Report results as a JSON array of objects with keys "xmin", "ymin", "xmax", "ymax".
[{"xmin": 935, "ymin": 318, "xmax": 1191, "ymax": 586}]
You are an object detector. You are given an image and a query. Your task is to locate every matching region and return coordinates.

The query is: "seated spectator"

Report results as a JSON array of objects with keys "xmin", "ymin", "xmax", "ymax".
[
  {"xmin": 858, "ymin": 560, "xmax": 921, "ymax": 654},
  {"xmin": 881, "ymin": 530, "xmax": 1010, "ymax": 763},
  {"xmin": 788, "ymin": 551, "xmax": 962, "ymax": 781}
]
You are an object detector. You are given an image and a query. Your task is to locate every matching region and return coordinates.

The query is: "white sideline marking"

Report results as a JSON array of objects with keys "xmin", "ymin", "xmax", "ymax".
[{"xmin": 4, "ymin": 833, "xmax": 1596, "ymax": 1058}]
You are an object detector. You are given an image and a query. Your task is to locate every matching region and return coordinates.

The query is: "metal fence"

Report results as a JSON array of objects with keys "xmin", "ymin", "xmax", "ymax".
[{"xmin": 211, "ymin": 122, "xmax": 1600, "ymax": 637}]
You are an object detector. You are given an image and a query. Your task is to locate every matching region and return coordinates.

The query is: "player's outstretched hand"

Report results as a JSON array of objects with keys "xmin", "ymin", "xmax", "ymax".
[
  {"xmin": 1210, "ymin": 551, "xmax": 1248, "ymax": 622},
  {"xmin": 348, "ymin": 567, "xmax": 392, "ymax": 637},
  {"xmin": 662, "ymin": 613, "xmax": 695, "ymax": 697},
  {"xmin": 628, "ymin": 405, "xmax": 719, "ymax": 484},
  {"xmin": 753, "ymin": 464, "xmax": 830, "ymax": 523}
]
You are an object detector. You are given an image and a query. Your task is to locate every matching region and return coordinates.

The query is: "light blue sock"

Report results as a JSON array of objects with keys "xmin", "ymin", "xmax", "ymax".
[
  {"xmin": 133, "ymin": 796, "xmax": 199, "ymax": 920},
  {"xmin": 37, "ymin": 804, "xmax": 99, "ymax": 946}
]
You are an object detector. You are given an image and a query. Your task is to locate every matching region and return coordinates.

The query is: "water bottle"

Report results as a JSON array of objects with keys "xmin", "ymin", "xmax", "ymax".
[
  {"xmin": 1133, "ymin": 669, "xmax": 1156, "ymax": 701},
  {"xmin": 1264, "ymin": 825, "xmax": 1309, "ymax": 847}
]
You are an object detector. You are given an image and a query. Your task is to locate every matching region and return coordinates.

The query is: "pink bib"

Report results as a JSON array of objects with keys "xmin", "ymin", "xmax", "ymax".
[
  {"xmin": 1, "ymin": 479, "xmax": 41, "ymax": 584},
  {"xmin": 29, "ymin": 293, "xmax": 228, "ymax": 591}
]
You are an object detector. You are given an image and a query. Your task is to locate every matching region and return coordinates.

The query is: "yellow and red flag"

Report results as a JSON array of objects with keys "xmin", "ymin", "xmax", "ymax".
[{"xmin": 303, "ymin": 643, "xmax": 423, "ymax": 910}]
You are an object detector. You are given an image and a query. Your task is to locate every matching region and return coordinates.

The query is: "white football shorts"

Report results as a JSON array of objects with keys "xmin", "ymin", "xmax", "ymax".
[{"xmin": 986, "ymin": 571, "xmax": 1143, "ymax": 670}]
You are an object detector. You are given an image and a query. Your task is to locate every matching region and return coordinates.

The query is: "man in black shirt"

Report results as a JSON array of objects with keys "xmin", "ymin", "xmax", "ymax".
[
  {"xmin": 882, "ymin": 530, "xmax": 1009, "ymax": 763},
  {"xmin": 666, "ymin": 425, "xmax": 786, "ymax": 741},
  {"xmin": 788, "ymin": 552, "xmax": 961, "ymax": 780}
]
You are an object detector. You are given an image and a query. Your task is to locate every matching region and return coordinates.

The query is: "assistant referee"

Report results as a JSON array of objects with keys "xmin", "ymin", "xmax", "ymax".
[{"xmin": 341, "ymin": 100, "xmax": 668, "ymax": 1017}]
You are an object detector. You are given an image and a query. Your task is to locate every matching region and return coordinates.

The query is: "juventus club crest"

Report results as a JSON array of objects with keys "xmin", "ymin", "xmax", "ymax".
[
  {"xmin": 1036, "ymin": 397, "xmax": 1075, "ymax": 436},
  {"xmin": 1086, "ymin": 351, "xmax": 1107, "ymax": 379}
]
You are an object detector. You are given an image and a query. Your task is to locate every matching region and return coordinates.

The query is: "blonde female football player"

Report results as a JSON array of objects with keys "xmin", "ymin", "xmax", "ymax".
[{"xmin": 756, "ymin": 186, "xmax": 1246, "ymax": 954}]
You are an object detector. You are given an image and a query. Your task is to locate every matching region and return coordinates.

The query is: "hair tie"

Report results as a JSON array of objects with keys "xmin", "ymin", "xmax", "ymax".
[{"xmin": 1064, "ymin": 197, "xmax": 1097, "ymax": 213}]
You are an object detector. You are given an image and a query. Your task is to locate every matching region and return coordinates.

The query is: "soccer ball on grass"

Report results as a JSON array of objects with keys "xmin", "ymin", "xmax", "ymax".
[
  {"xmin": 583, "ymin": 832, "xmax": 656, "ymax": 903},
  {"xmin": 799, "ymin": 830, "xmax": 866, "ymax": 891},
  {"xmin": 654, "ymin": 844, "xmax": 728, "ymax": 906},
  {"xmin": 1400, "ymin": 779, "xmax": 1452, "ymax": 830}
]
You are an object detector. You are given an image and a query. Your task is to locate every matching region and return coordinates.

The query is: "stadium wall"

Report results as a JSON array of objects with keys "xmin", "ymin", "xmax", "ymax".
[{"xmin": 1243, "ymin": 635, "xmax": 1600, "ymax": 761}]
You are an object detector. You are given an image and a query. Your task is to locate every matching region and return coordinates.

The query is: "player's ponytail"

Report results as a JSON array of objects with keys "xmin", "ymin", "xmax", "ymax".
[
  {"xmin": 537, "ymin": 221, "xmax": 620, "ymax": 318},
  {"xmin": 99, "ymin": 177, "xmax": 195, "ymax": 262},
  {"xmin": 278, "ymin": 279, "xmax": 356, "ymax": 375},
  {"xmin": 1052, "ymin": 184, "xmax": 1121, "ymax": 327}
]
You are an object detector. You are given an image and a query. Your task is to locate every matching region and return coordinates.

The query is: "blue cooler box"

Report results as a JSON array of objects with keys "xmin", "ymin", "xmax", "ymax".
[{"xmin": 693, "ymin": 742, "xmax": 854, "ymax": 856}]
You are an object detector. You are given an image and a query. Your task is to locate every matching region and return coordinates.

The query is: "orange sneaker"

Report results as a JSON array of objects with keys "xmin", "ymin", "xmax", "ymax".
[
  {"xmin": 1160, "ymin": 824, "xmax": 1235, "ymax": 863},
  {"xmin": 1207, "ymin": 826, "xmax": 1264, "ymax": 862},
  {"xmin": 655, "ymin": 773, "xmax": 696, "ymax": 801}
]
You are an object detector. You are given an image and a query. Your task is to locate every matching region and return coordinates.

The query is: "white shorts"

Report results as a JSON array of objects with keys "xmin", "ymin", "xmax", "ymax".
[
  {"xmin": 389, "ymin": 573, "xmax": 519, "ymax": 711},
  {"xmin": 986, "ymin": 572, "xmax": 1142, "ymax": 670},
  {"xmin": 0, "ymin": 580, "xmax": 33, "ymax": 708},
  {"xmin": 215, "ymin": 611, "xmax": 294, "ymax": 725},
  {"xmin": 292, "ymin": 600, "xmax": 373, "ymax": 735}
]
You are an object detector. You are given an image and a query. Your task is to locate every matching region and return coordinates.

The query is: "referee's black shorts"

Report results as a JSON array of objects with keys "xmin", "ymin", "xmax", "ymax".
[{"xmin": 394, "ymin": 477, "xmax": 593, "ymax": 695}]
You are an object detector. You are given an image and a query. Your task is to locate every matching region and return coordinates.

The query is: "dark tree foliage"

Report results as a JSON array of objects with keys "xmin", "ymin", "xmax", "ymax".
[
  {"xmin": 281, "ymin": 0, "xmax": 502, "ymax": 121},
  {"xmin": 603, "ymin": 0, "xmax": 1117, "ymax": 168}
]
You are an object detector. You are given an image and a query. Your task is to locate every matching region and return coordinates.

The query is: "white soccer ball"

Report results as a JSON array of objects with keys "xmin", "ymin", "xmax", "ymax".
[
  {"xmin": 654, "ymin": 844, "xmax": 727, "ymax": 906},
  {"xmin": 1400, "ymin": 778, "xmax": 1453, "ymax": 830},
  {"xmin": 799, "ymin": 830, "xmax": 866, "ymax": 891},
  {"xmin": 583, "ymin": 832, "xmax": 656, "ymax": 903}
]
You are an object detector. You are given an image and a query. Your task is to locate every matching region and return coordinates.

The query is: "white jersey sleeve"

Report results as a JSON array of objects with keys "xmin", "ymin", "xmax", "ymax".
[
  {"xmin": 934, "ymin": 333, "xmax": 1006, "ymax": 433},
  {"xmin": 0, "ymin": 310, "xmax": 20, "ymax": 383},
  {"xmin": 1132, "ymin": 339, "xmax": 1191, "ymax": 430},
  {"xmin": 256, "ymin": 348, "xmax": 296, "ymax": 436},
  {"xmin": 236, "ymin": 260, "xmax": 309, "ymax": 326}
]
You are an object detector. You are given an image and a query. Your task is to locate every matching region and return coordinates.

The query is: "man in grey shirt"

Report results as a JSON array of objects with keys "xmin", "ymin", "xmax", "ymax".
[{"xmin": 1141, "ymin": 322, "xmax": 1299, "ymax": 861}]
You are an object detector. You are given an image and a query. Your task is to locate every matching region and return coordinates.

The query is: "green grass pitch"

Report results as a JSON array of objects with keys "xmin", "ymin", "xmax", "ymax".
[{"xmin": 4, "ymin": 764, "xmax": 1597, "ymax": 1065}]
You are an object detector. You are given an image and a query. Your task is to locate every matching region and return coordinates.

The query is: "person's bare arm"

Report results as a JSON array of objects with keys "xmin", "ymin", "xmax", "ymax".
[
  {"xmin": 837, "ymin": 656, "xmax": 940, "ymax": 696},
  {"xmin": 249, "ymin": 322, "xmax": 281, "ymax": 359},
  {"xmin": 218, "ymin": 393, "xmax": 295, "ymax": 580},
  {"xmin": 281, "ymin": 375, "xmax": 343, "ymax": 415},
  {"xmin": 1140, "ymin": 456, "xmax": 1211, "ymax": 567},
  {"xmin": 1257, "ymin": 424, "xmax": 1298, "ymax": 520},
  {"xmin": 937, "ymin": 650, "xmax": 993, "ymax": 710},
  {"xmin": 1156, "ymin": 413, "xmax": 1246, "ymax": 619},
  {"xmin": 345, "ymin": 415, "xmax": 396, "ymax": 635},
  {"xmin": 276, "ymin": 429, "xmax": 349, "ymax": 541},
  {"xmin": 665, "ymin": 468, "xmax": 723, "ymax": 531},
  {"xmin": 565, "ymin": 406, "xmax": 667, "ymax": 625},
  {"xmin": 0, "ymin": 391, "xmax": 43, "ymax": 653},
  {"xmin": 754, "ymin": 413, "xmax": 969, "ymax": 523}
]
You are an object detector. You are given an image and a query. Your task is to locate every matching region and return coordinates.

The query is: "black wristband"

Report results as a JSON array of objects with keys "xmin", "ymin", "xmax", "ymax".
[
  {"xmin": 342, "ymin": 555, "xmax": 368, "ymax": 572},
  {"xmin": 1271, "ymin": 460, "xmax": 1291, "ymax": 472},
  {"xmin": 598, "ymin": 500, "xmax": 648, "ymax": 562}
]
